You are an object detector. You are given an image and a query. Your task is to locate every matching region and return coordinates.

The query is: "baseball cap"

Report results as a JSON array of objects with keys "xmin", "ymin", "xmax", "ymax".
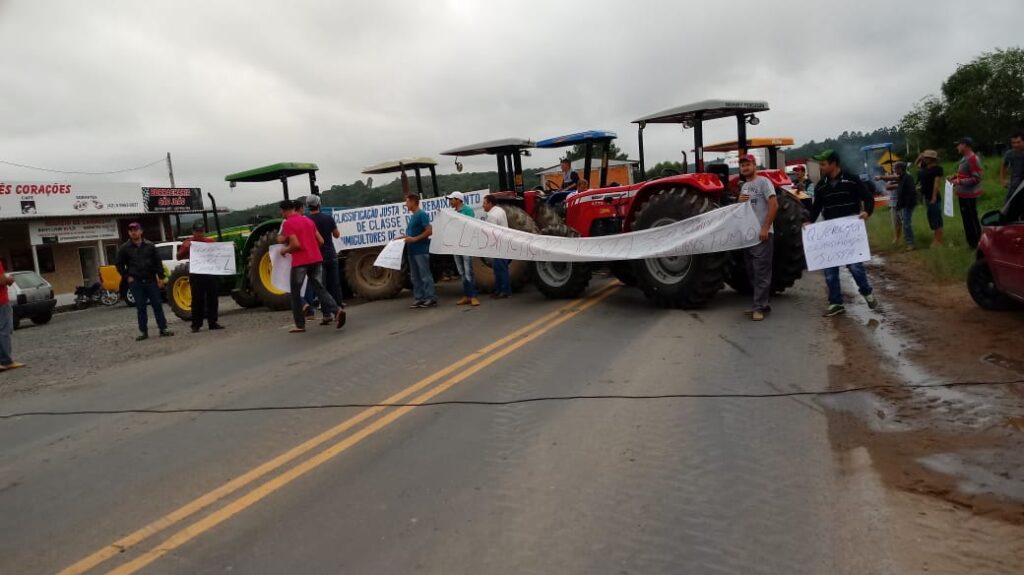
[
  {"xmin": 793, "ymin": 165, "xmax": 806, "ymax": 171},
  {"xmin": 447, "ymin": 191, "xmax": 465, "ymax": 202},
  {"xmin": 127, "ymin": 222, "xmax": 142, "ymax": 230},
  {"xmin": 738, "ymin": 154, "xmax": 757, "ymax": 165},
  {"xmin": 811, "ymin": 149, "xmax": 839, "ymax": 163},
  {"xmin": 305, "ymin": 194, "xmax": 321, "ymax": 208},
  {"xmin": 956, "ymin": 136, "xmax": 974, "ymax": 147}
]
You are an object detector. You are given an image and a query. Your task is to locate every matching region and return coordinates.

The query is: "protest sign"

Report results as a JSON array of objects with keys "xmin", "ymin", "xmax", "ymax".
[
  {"xmin": 332, "ymin": 190, "xmax": 486, "ymax": 253},
  {"xmin": 430, "ymin": 202, "xmax": 762, "ymax": 262},
  {"xmin": 373, "ymin": 239, "xmax": 406, "ymax": 270},
  {"xmin": 269, "ymin": 244, "xmax": 292, "ymax": 292},
  {"xmin": 187, "ymin": 242, "xmax": 236, "ymax": 275},
  {"xmin": 943, "ymin": 180, "xmax": 955, "ymax": 217},
  {"xmin": 802, "ymin": 216, "xmax": 871, "ymax": 272}
]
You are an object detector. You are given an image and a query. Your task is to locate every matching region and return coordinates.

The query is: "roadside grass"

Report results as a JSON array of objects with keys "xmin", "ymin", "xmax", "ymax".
[{"xmin": 865, "ymin": 156, "xmax": 1008, "ymax": 283}]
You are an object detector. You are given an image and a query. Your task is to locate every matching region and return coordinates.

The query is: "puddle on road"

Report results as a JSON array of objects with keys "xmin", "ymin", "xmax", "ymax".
[{"xmin": 918, "ymin": 450, "xmax": 1024, "ymax": 502}]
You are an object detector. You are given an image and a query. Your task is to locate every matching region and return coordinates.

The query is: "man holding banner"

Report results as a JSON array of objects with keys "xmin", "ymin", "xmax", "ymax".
[
  {"xmin": 447, "ymin": 192, "xmax": 480, "ymax": 307},
  {"xmin": 178, "ymin": 221, "xmax": 223, "ymax": 333},
  {"xmin": 278, "ymin": 200, "xmax": 346, "ymax": 332},
  {"xmin": 807, "ymin": 150, "xmax": 879, "ymax": 317},
  {"xmin": 737, "ymin": 154, "xmax": 778, "ymax": 322}
]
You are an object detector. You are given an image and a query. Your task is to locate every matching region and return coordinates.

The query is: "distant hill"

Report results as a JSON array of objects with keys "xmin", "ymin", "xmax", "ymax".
[{"xmin": 215, "ymin": 169, "xmax": 542, "ymax": 228}]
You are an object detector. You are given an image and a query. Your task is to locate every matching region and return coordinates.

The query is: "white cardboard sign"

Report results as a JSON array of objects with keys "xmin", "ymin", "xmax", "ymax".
[
  {"xmin": 943, "ymin": 180, "xmax": 955, "ymax": 218},
  {"xmin": 187, "ymin": 242, "xmax": 237, "ymax": 276},
  {"xmin": 802, "ymin": 216, "xmax": 871, "ymax": 272},
  {"xmin": 373, "ymin": 239, "xmax": 406, "ymax": 270}
]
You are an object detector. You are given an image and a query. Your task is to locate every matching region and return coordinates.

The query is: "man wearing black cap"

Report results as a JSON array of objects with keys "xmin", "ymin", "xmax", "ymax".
[
  {"xmin": 807, "ymin": 150, "xmax": 879, "ymax": 317},
  {"xmin": 949, "ymin": 137, "xmax": 984, "ymax": 248},
  {"xmin": 116, "ymin": 222, "xmax": 174, "ymax": 340},
  {"xmin": 178, "ymin": 221, "xmax": 223, "ymax": 332}
]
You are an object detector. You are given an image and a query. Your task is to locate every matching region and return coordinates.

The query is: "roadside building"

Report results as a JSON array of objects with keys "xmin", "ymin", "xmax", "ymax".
[
  {"xmin": 0, "ymin": 182, "xmax": 203, "ymax": 300},
  {"xmin": 537, "ymin": 158, "xmax": 638, "ymax": 189}
]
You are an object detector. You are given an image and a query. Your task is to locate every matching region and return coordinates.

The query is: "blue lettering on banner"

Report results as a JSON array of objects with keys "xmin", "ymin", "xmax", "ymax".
[{"xmin": 330, "ymin": 190, "xmax": 486, "ymax": 251}]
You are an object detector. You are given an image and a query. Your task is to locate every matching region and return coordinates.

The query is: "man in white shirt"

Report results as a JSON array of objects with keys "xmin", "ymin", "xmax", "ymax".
[{"xmin": 482, "ymin": 195, "xmax": 511, "ymax": 298}]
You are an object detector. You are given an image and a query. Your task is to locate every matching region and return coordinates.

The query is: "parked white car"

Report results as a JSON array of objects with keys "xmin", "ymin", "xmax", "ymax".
[{"xmin": 9, "ymin": 271, "xmax": 57, "ymax": 329}]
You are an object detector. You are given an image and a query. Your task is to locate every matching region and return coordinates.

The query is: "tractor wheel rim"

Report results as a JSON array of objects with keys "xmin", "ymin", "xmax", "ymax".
[
  {"xmin": 259, "ymin": 252, "xmax": 286, "ymax": 295},
  {"xmin": 173, "ymin": 277, "xmax": 192, "ymax": 311},
  {"xmin": 358, "ymin": 255, "xmax": 393, "ymax": 288},
  {"xmin": 643, "ymin": 217, "xmax": 692, "ymax": 284},
  {"xmin": 535, "ymin": 261, "xmax": 571, "ymax": 287}
]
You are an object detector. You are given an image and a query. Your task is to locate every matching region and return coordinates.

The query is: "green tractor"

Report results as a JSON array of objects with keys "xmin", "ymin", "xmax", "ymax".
[{"xmin": 165, "ymin": 162, "xmax": 320, "ymax": 321}]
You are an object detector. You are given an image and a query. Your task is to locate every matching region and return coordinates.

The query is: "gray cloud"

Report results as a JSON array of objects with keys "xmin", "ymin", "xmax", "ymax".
[{"xmin": 0, "ymin": 0, "xmax": 1020, "ymax": 207}]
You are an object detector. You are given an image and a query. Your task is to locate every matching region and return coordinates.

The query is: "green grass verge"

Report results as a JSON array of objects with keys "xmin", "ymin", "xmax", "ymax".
[{"xmin": 865, "ymin": 156, "xmax": 1009, "ymax": 283}]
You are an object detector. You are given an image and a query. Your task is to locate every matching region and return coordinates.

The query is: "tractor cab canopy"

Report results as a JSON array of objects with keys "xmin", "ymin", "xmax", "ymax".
[
  {"xmin": 536, "ymin": 131, "xmax": 618, "ymax": 189},
  {"xmin": 705, "ymin": 137, "xmax": 794, "ymax": 170},
  {"xmin": 224, "ymin": 162, "xmax": 320, "ymax": 200},
  {"xmin": 632, "ymin": 99, "xmax": 770, "ymax": 177},
  {"xmin": 361, "ymin": 158, "xmax": 441, "ymax": 198},
  {"xmin": 441, "ymin": 138, "xmax": 534, "ymax": 194}
]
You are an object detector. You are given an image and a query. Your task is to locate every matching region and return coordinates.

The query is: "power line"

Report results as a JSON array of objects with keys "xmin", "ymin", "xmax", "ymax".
[
  {"xmin": 0, "ymin": 156, "xmax": 166, "ymax": 176},
  {"xmin": 1, "ymin": 378, "xmax": 1021, "ymax": 420}
]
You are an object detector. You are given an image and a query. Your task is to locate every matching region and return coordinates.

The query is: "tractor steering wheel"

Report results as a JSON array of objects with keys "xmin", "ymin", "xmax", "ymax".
[{"xmin": 545, "ymin": 180, "xmax": 560, "ymax": 191}]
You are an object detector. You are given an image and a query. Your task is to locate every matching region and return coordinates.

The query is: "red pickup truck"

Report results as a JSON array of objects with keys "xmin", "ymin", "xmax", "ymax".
[{"xmin": 968, "ymin": 189, "xmax": 1024, "ymax": 310}]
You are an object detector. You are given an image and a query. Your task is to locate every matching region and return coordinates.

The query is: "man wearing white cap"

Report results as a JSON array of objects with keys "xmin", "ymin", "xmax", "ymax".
[{"xmin": 447, "ymin": 192, "xmax": 480, "ymax": 306}]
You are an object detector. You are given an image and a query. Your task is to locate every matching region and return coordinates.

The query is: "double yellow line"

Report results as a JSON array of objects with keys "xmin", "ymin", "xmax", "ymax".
[{"xmin": 61, "ymin": 282, "xmax": 620, "ymax": 575}]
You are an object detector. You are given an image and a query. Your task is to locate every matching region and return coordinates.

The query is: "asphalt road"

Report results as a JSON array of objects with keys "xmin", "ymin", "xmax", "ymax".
[{"xmin": 0, "ymin": 277, "xmax": 921, "ymax": 574}]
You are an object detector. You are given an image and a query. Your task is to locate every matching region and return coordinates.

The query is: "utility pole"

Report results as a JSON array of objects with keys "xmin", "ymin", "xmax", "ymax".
[{"xmin": 166, "ymin": 152, "xmax": 176, "ymax": 187}]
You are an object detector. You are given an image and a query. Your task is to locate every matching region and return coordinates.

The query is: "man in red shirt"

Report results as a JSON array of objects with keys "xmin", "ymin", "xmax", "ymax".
[
  {"xmin": 178, "ymin": 221, "xmax": 224, "ymax": 333},
  {"xmin": 277, "ymin": 200, "xmax": 345, "ymax": 332},
  {"xmin": 949, "ymin": 136, "xmax": 985, "ymax": 248},
  {"xmin": 0, "ymin": 260, "xmax": 26, "ymax": 371}
]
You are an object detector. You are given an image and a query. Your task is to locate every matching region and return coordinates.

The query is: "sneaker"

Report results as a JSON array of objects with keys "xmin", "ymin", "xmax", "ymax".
[
  {"xmin": 824, "ymin": 304, "xmax": 846, "ymax": 317},
  {"xmin": 456, "ymin": 297, "xmax": 471, "ymax": 306},
  {"xmin": 422, "ymin": 300, "xmax": 438, "ymax": 308},
  {"xmin": 1, "ymin": 361, "xmax": 26, "ymax": 371},
  {"xmin": 335, "ymin": 309, "xmax": 347, "ymax": 329},
  {"xmin": 469, "ymin": 297, "xmax": 480, "ymax": 307},
  {"xmin": 159, "ymin": 328, "xmax": 175, "ymax": 337},
  {"xmin": 302, "ymin": 304, "xmax": 315, "ymax": 319},
  {"xmin": 136, "ymin": 332, "xmax": 149, "ymax": 341},
  {"xmin": 319, "ymin": 317, "xmax": 333, "ymax": 326},
  {"xmin": 209, "ymin": 323, "xmax": 225, "ymax": 330},
  {"xmin": 863, "ymin": 294, "xmax": 879, "ymax": 309},
  {"xmin": 751, "ymin": 310, "xmax": 765, "ymax": 321},
  {"xmin": 191, "ymin": 326, "xmax": 201, "ymax": 333},
  {"xmin": 409, "ymin": 300, "xmax": 425, "ymax": 309}
]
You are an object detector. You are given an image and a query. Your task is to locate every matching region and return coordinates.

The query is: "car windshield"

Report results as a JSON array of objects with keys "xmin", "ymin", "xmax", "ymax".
[
  {"xmin": 157, "ymin": 246, "xmax": 174, "ymax": 261},
  {"xmin": 13, "ymin": 273, "xmax": 46, "ymax": 289}
]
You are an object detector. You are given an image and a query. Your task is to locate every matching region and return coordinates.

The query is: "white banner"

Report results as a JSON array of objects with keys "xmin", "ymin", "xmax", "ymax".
[
  {"xmin": 268, "ymin": 244, "xmax": 307, "ymax": 294},
  {"xmin": 802, "ymin": 216, "xmax": 871, "ymax": 272},
  {"xmin": 943, "ymin": 180, "xmax": 955, "ymax": 218},
  {"xmin": 331, "ymin": 190, "xmax": 486, "ymax": 252},
  {"xmin": 373, "ymin": 239, "xmax": 406, "ymax": 270},
  {"xmin": 430, "ymin": 202, "xmax": 762, "ymax": 262},
  {"xmin": 0, "ymin": 181, "xmax": 144, "ymax": 219},
  {"xmin": 28, "ymin": 217, "xmax": 118, "ymax": 245},
  {"xmin": 187, "ymin": 242, "xmax": 237, "ymax": 276}
]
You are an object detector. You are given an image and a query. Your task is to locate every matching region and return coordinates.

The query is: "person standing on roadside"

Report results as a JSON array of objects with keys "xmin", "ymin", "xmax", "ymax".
[
  {"xmin": 736, "ymin": 154, "xmax": 778, "ymax": 322},
  {"xmin": 116, "ymin": 222, "xmax": 174, "ymax": 341},
  {"xmin": 448, "ymin": 192, "xmax": 480, "ymax": 307},
  {"xmin": 877, "ymin": 170, "xmax": 904, "ymax": 246},
  {"xmin": 278, "ymin": 200, "xmax": 345, "ymax": 332},
  {"xmin": 949, "ymin": 137, "xmax": 984, "ymax": 249},
  {"xmin": 0, "ymin": 260, "xmax": 26, "ymax": 371},
  {"xmin": 482, "ymin": 195, "xmax": 512, "ymax": 299},
  {"xmin": 302, "ymin": 195, "xmax": 344, "ymax": 321},
  {"xmin": 916, "ymin": 150, "xmax": 944, "ymax": 247},
  {"xmin": 1000, "ymin": 131, "xmax": 1024, "ymax": 204},
  {"xmin": 401, "ymin": 194, "xmax": 437, "ymax": 309},
  {"xmin": 893, "ymin": 162, "xmax": 917, "ymax": 250},
  {"xmin": 807, "ymin": 150, "xmax": 879, "ymax": 317},
  {"xmin": 177, "ymin": 221, "xmax": 223, "ymax": 333}
]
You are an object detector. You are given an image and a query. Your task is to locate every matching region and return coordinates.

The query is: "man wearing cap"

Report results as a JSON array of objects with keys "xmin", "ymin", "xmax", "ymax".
[
  {"xmin": 790, "ymin": 165, "xmax": 810, "ymax": 192},
  {"xmin": 447, "ymin": 192, "xmax": 480, "ymax": 306},
  {"xmin": 303, "ymin": 194, "xmax": 344, "ymax": 323},
  {"xmin": 949, "ymin": 137, "xmax": 984, "ymax": 249},
  {"xmin": 807, "ymin": 150, "xmax": 879, "ymax": 317},
  {"xmin": 116, "ymin": 223, "xmax": 174, "ymax": 340},
  {"xmin": 736, "ymin": 154, "xmax": 778, "ymax": 321},
  {"xmin": 178, "ymin": 221, "xmax": 223, "ymax": 332},
  {"xmin": 278, "ymin": 200, "xmax": 345, "ymax": 332},
  {"xmin": 916, "ymin": 150, "xmax": 944, "ymax": 247}
]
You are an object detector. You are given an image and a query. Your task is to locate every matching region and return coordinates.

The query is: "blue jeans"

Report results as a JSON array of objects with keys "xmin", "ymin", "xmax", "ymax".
[
  {"xmin": 901, "ymin": 206, "xmax": 915, "ymax": 246},
  {"xmin": 0, "ymin": 303, "xmax": 12, "ymax": 365},
  {"xmin": 453, "ymin": 255, "xmax": 476, "ymax": 298},
  {"xmin": 290, "ymin": 263, "xmax": 338, "ymax": 328},
  {"xmin": 492, "ymin": 258, "xmax": 511, "ymax": 295},
  {"xmin": 303, "ymin": 254, "xmax": 342, "ymax": 314},
  {"xmin": 129, "ymin": 279, "xmax": 168, "ymax": 333},
  {"xmin": 408, "ymin": 253, "xmax": 436, "ymax": 302},
  {"xmin": 823, "ymin": 263, "xmax": 873, "ymax": 306}
]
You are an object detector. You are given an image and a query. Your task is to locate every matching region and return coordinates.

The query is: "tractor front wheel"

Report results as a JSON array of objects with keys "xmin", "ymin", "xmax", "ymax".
[
  {"xmin": 630, "ymin": 187, "xmax": 727, "ymax": 309},
  {"xmin": 231, "ymin": 288, "xmax": 261, "ymax": 308},
  {"xmin": 248, "ymin": 233, "xmax": 291, "ymax": 311},
  {"xmin": 345, "ymin": 247, "xmax": 404, "ymax": 300},
  {"xmin": 167, "ymin": 263, "xmax": 192, "ymax": 322},
  {"xmin": 532, "ymin": 224, "xmax": 591, "ymax": 299}
]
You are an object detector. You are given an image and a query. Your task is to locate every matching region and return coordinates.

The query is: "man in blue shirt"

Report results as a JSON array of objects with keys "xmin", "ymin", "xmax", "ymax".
[
  {"xmin": 401, "ymin": 194, "xmax": 436, "ymax": 308},
  {"xmin": 302, "ymin": 195, "xmax": 344, "ymax": 323}
]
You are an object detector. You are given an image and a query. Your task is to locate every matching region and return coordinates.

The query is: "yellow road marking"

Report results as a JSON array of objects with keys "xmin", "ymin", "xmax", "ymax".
[
  {"xmin": 59, "ymin": 283, "xmax": 619, "ymax": 575},
  {"xmin": 108, "ymin": 284, "xmax": 618, "ymax": 574}
]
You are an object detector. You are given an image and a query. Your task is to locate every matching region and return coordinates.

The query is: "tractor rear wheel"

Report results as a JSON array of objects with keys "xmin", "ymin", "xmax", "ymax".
[
  {"xmin": 608, "ymin": 261, "xmax": 638, "ymax": 286},
  {"xmin": 248, "ymin": 233, "xmax": 291, "ymax": 311},
  {"xmin": 473, "ymin": 205, "xmax": 538, "ymax": 294},
  {"xmin": 345, "ymin": 247, "xmax": 404, "ymax": 300},
  {"xmin": 532, "ymin": 224, "xmax": 591, "ymax": 299},
  {"xmin": 630, "ymin": 187, "xmax": 727, "ymax": 308},
  {"xmin": 231, "ymin": 288, "xmax": 261, "ymax": 308},
  {"xmin": 167, "ymin": 263, "xmax": 192, "ymax": 321}
]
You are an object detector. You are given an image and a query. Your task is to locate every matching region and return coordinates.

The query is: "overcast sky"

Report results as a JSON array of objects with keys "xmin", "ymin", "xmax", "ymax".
[{"xmin": 0, "ymin": 0, "xmax": 1020, "ymax": 208}]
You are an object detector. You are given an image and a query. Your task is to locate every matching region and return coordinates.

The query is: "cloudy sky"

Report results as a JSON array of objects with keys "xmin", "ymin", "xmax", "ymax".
[{"xmin": 0, "ymin": 0, "xmax": 1019, "ymax": 208}]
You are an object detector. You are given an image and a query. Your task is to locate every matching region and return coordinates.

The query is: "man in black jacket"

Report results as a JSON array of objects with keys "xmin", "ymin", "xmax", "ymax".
[
  {"xmin": 807, "ymin": 150, "xmax": 880, "ymax": 317},
  {"xmin": 116, "ymin": 222, "xmax": 174, "ymax": 340}
]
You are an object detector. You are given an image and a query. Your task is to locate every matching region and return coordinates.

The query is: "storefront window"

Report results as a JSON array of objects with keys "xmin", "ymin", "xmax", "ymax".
[{"xmin": 36, "ymin": 245, "xmax": 55, "ymax": 273}]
